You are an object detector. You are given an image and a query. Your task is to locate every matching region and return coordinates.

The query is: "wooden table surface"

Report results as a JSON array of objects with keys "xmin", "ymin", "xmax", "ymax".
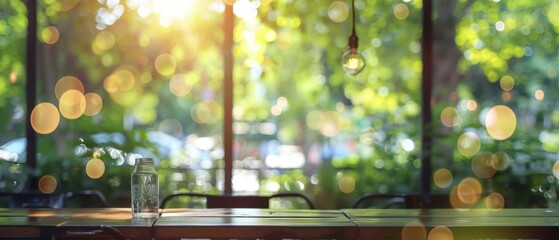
[
  {"xmin": 1, "ymin": 207, "xmax": 559, "ymax": 240},
  {"xmin": 342, "ymin": 208, "xmax": 559, "ymax": 240},
  {"xmin": 0, "ymin": 208, "xmax": 153, "ymax": 239},
  {"xmin": 155, "ymin": 208, "xmax": 358, "ymax": 239}
]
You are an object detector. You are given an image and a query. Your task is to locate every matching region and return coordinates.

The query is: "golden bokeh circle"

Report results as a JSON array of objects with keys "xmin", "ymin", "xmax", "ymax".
[
  {"xmin": 86, "ymin": 158, "xmax": 106, "ymax": 179},
  {"xmin": 38, "ymin": 175, "xmax": 58, "ymax": 194},
  {"xmin": 84, "ymin": 93, "xmax": 103, "ymax": 116},
  {"xmin": 428, "ymin": 226, "xmax": 453, "ymax": 240},
  {"xmin": 485, "ymin": 192, "xmax": 505, "ymax": 210},
  {"xmin": 440, "ymin": 107, "xmax": 459, "ymax": 127},
  {"xmin": 155, "ymin": 54, "xmax": 177, "ymax": 76},
  {"xmin": 401, "ymin": 220, "xmax": 427, "ymax": 240},
  {"xmin": 31, "ymin": 102, "xmax": 60, "ymax": 134},
  {"xmin": 471, "ymin": 152, "xmax": 497, "ymax": 179},
  {"xmin": 500, "ymin": 75, "xmax": 514, "ymax": 91},
  {"xmin": 319, "ymin": 111, "xmax": 344, "ymax": 137},
  {"xmin": 457, "ymin": 177, "xmax": 482, "ymax": 205},
  {"xmin": 434, "ymin": 168, "xmax": 453, "ymax": 188},
  {"xmin": 485, "ymin": 105, "xmax": 516, "ymax": 140},
  {"xmin": 338, "ymin": 175, "xmax": 356, "ymax": 194},
  {"xmin": 490, "ymin": 151, "xmax": 510, "ymax": 171},
  {"xmin": 394, "ymin": 3, "xmax": 410, "ymax": 20},
  {"xmin": 59, "ymin": 89, "xmax": 86, "ymax": 119},
  {"xmin": 553, "ymin": 161, "xmax": 559, "ymax": 180},
  {"xmin": 327, "ymin": 1, "xmax": 349, "ymax": 23},
  {"xmin": 94, "ymin": 31, "xmax": 116, "ymax": 51},
  {"xmin": 41, "ymin": 26, "xmax": 60, "ymax": 44},
  {"xmin": 457, "ymin": 132, "xmax": 481, "ymax": 157},
  {"xmin": 169, "ymin": 74, "xmax": 192, "ymax": 97},
  {"xmin": 55, "ymin": 76, "xmax": 84, "ymax": 100}
]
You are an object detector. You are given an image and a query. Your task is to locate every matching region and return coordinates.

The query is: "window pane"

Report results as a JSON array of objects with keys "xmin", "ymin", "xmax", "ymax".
[
  {"xmin": 431, "ymin": 0, "xmax": 558, "ymax": 208},
  {"xmin": 233, "ymin": 1, "xmax": 423, "ymax": 208},
  {"xmin": 0, "ymin": 0, "xmax": 28, "ymax": 192},
  {"xmin": 30, "ymin": 0, "xmax": 224, "ymax": 205}
]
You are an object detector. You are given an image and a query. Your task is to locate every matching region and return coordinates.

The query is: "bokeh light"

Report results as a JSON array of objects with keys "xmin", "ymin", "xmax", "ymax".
[
  {"xmin": 103, "ymin": 68, "xmax": 136, "ymax": 93},
  {"xmin": 457, "ymin": 132, "xmax": 481, "ymax": 157},
  {"xmin": 490, "ymin": 151, "xmax": 510, "ymax": 171},
  {"xmin": 104, "ymin": 67, "xmax": 142, "ymax": 107},
  {"xmin": 456, "ymin": 177, "xmax": 482, "ymax": 205},
  {"xmin": 318, "ymin": 111, "xmax": 344, "ymax": 137},
  {"xmin": 328, "ymin": 1, "xmax": 348, "ymax": 23},
  {"xmin": 434, "ymin": 168, "xmax": 453, "ymax": 188},
  {"xmin": 534, "ymin": 90, "xmax": 544, "ymax": 101},
  {"xmin": 9, "ymin": 71, "xmax": 17, "ymax": 84},
  {"xmin": 485, "ymin": 192, "xmax": 505, "ymax": 210},
  {"xmin": 169, "ymin": 74, "xmax": 192, "ymax": 97},
  {"xmin": 449, "ymin": 186, "xmax": 472, "ymax": 209},
  {"xmin": 159, "ymin": 118, "xmax": 183, "ymax": 137},
  {"xmin": 84, "ymin": 93, "xmax": 103, "ymax": 116},
  {"xmin": 155, "ymin": 53, "xmax": 177, "ymax": 76},
  {"xmin": 93, "ymin": 31, "xmax": 116, "ymax": 52},
  {"xmin": 440, "ymin": 107, "xmax": 459, "ymax": 127},
  {"xmin": 428, "ymin": 226, "xmax": 453, "ymax": 240},
  {"xmin": 191, "ymin": 101, "xmax": 221, "ymax": 124},
  {"xmin": 59, "ymin": 89, "xmax": 86, "ymax": 119},
  {"xmin": 401, "ymin": 220, "xmax": 427, "ymax": 240},
  {"xmin": 394, "ymin": 3, "xmax": 410, "ymax": 20},
  {"xmin": 552, "ymin": 160, "xmax": 559, "ymax": 180},
  {"xmin": 41, "ymin": 26, "xmax": 60, "ymax": 44},
  {"xmin": 501, "ymin": 91, "xmax": 512, "ymax": 102},
  {"xmin": 338, "ymin": 175, "xmax": 356, "ymax": 193},
  {"xmin": 466, "ymin": 100, "xmax": 477, "ymax": 111},
  {"xmin": 31, "ymin": 102, "xmax": 60, "ymax": 134},
  {"xmin": 38, "ymin": 175, "xmax": 57, "ymax": 194},
  {"xmin": 86, "ymin": 158, "xmax": 105, "ymax": 179},
  {"xmin": 55, "ymin": 76, "xmax": 84, "ymax": 100},
  {"xmin": 499, "ymin": 75, "xmax": 514, "ymax": 91},
  {"xmin": 484, "ymin": 105, "xmax": 516, "ymax": 140},
  {"xmin": 471, "ymin": 151, "xmax": 497, "ymax": 179}
]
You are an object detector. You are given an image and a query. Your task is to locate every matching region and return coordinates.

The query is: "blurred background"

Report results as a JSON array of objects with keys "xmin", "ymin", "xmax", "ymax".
[{"xmin": 1, "ymin": 0, "xmax": 559, "ymax": 209}]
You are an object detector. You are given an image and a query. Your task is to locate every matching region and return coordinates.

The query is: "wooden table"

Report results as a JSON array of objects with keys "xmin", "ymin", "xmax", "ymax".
[
  {"xmin": 154, "ymin": 208, "xmax": 358, "ymax": 239},
  {"xmin": 0, "ymin": 208, "xmax": 153, "ymax": 239},
  {"xmin": 2, "ymin": 208, "xmax": 559, "ymax": 239},
  {"xmin": 343, "ymin": 208, "xmax": 559, "ymax": 240}
]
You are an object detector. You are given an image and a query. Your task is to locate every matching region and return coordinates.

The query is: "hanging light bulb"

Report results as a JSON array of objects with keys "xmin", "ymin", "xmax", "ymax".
[{"xmin": 341, "ymin": 0, "xmax": 365, "ymax": 76}]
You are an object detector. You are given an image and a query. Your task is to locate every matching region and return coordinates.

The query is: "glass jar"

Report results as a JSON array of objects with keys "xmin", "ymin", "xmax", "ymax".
[{"xmin": 131, "ymin": 158, "xmax": 159, "ymax": 218}]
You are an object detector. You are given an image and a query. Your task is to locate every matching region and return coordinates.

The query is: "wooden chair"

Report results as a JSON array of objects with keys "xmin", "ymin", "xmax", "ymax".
[{"xmin": 160, "ymin": 192, "xmax": 315, "ymax": 209}]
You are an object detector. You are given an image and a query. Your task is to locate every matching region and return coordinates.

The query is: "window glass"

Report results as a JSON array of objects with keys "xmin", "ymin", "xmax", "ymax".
[
  {"xmin": 233, "ymin": 0, "xmax": 423, "ymax": 208},
  {"xmin": 0, "ymin": 0, "xmax": 28, "ymax": 192},
  {"xmin": 29, "ymin": 0, "xmax": 224, "ymax": 205},
  {"xmin": 431, "ymin": 1, "xmax": 559, "ymax": 208}
]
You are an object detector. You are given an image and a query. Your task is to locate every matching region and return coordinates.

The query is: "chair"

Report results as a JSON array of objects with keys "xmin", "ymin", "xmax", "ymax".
[
  {"xmin": 0, "ymin": 189, "xmax": 108, "ymax": 208},
  {"xmin": 352, "ymin": 193, "xmax": 458, "ymax": 209},
  {"xmin": 353, "ymin": 193, "xmax": 498, "ymax": 209},
  {"xmin": 49, "ymin": 225, "xmax": 126, "ymax": 240},
  {"xmin": 160, "ymin": 192, "xmax": 315, "ymax": 209},
  {"xmin": 0, "ymin": 192, "xmax": 65, "ymax": 208},
  {"xmin": 352, "ymin": 193, "xmax": 412, "ymax": 208},
  {"xmin": 63, "ymin": 189, "xmax": 108, "ymax": 208}
]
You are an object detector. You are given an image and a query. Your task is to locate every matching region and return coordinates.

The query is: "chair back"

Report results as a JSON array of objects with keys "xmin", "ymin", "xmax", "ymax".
[
  {"xmin": 161, "ymin": 192, "xmax": 314, "ymax": 209},
  {"xmin": 0, "ymin": 189, "xmax": 108, "ymax": 208},
  {"xmin": 0, "ymin": 192, "xmax": 65, "ymax": 208},
  {"xmin": 352, "ymin": 194, "xmax": 411, "ymax": 208},
  {"xmin": 64, "ymin": 190, "xmax": 108, "ymax": 208},
  {"xmin": 353, "ymin": 193, "xmax": 498, "ymax": 209}
]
